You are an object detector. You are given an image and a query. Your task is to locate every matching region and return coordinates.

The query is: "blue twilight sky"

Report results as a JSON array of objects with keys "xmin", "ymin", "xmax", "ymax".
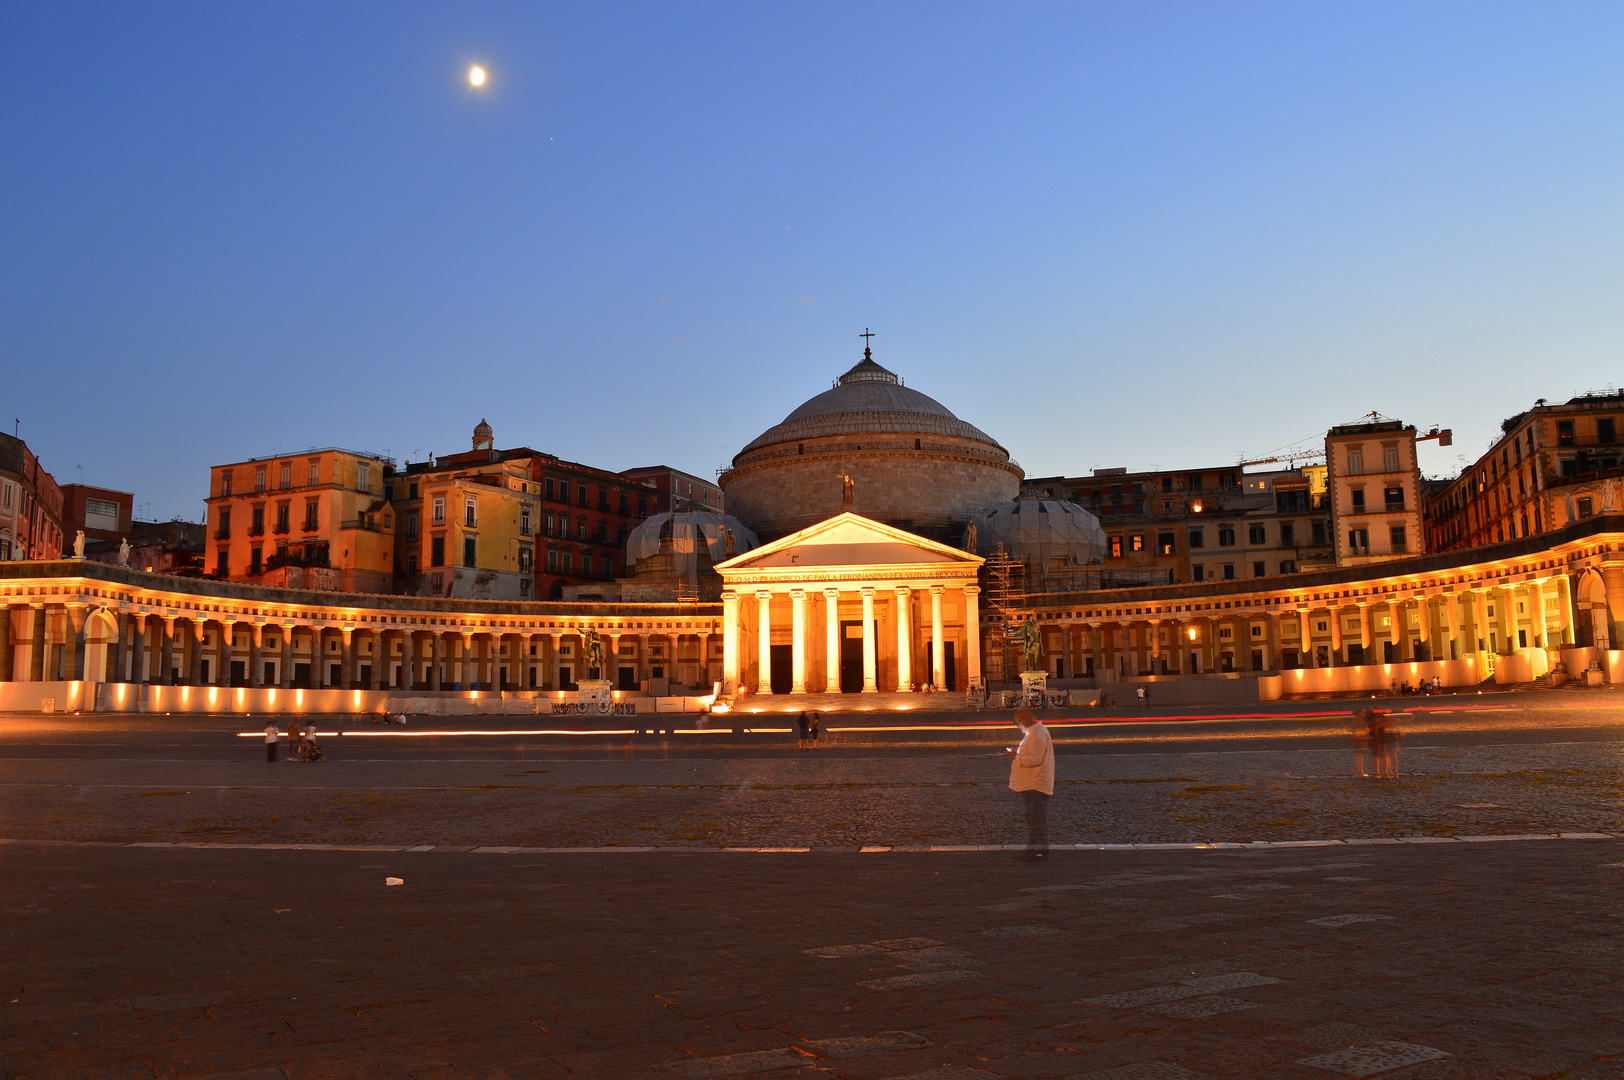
[{"xmin": 3, "ymin": 2, "xmax": 1623, "ymax": 521}]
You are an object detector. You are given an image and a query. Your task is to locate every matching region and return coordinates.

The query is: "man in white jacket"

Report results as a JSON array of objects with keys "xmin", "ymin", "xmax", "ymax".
[{"xmin": 1004, "ymin": 709, "xmax": 1054, "ymax": 861}]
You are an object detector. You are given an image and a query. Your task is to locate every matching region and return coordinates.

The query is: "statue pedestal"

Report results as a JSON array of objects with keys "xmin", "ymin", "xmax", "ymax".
[
  {"xmin": 1019, "ymin": 671, "xmax": 1048, "ymax": 708},
  {"xmin": 577, "ymin": 679, "xmax": 613, "ymax": 713}
]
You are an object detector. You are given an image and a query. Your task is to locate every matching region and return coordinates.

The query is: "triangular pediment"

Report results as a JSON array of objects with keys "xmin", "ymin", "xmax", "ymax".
[{"xmin": 715, "ymin": 513, "xmax": 982, "ymax": 573}]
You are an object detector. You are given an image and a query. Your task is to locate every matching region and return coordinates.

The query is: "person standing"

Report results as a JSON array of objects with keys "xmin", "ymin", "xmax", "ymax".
[
  {"xmin": 808, "ymin": 711, "xmax": 821, "ymax": 749},
  {"xmin": 1004, "ymin": 709, "xmax": 1054, "ymax": 862},
  {"xmin": 264, "ymin": 720, "xmax": 280, "ymax": 763},
  {"xmin": 795, "ymin": 710, "xmax": 811, "ymax": 750},
  {"xmin": 1136, "ymin": 685, "xmax": 1149, "ymax": 709},
  {"xmin": 286, "ymin": 721, "xmax": 304, "ymax": 763}
]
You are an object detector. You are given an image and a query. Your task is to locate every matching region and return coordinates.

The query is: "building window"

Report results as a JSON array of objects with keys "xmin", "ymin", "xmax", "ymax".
[
  {"xmin": 406, "ymin": 553, "xmax": 418, "ymax": 576},
  {"xmin": 578, "ymin": 485, "xmax": 589, "ymax": 508},
  {"xmin": 619, "ymin": 492, "xmax": 629, "ymax": 514},
  {"xmin": 1188, "ymin": 529, "xmax": 1204, "ymax": 548},
  {"xmin": 308, "ymin": 460, "xmax": 320, "ymax": 485},
  {"xmin": 251, "ymin": 506, "xmax": 264, "ymax": 535},
  {"xmin": 216, "ymin": 508, "xmax": 231, "ymax": 540},
  {"xmin": 406, "ymin": 512, "xmax": 418, "ymax": 539},
  {"xmin": 1280, "ymin": 560, "xmax": 1296, "ymax": 574},
  {"xmin": 430, "ymin": 572, "xmax": 442, "ymax": 592},
  {"xmin": 1383, "ymin": 447, "xmax": 1400, "ymax": 472},
  {"xmin": 276, "ymin": 504, "xmax": 289, "ymax": 533},
  {"xmin": 518, "ymin": 545, "xmax": 532, "ymax": 572},
  {"xmin": 520, "ymin": 507, "xmax": 532, "ymax": 536},
  {"xmin": 1130, "ymin": 534, "xmax": 1145, "ymax": 552},
  {"xmin": 464, "ymin": 500, "xmax": 477, "ymax": 527},
  {"xmin": 561, "ymin": 549, "xmax": 573, "ymax": 574},
  {"xmin": 280, "ymin": 463, "xmax": 291, "ymax": 489},
  {"xmin": 1248, "ymin": 525, "xmax": 1265, "ymax": 544},
  {"xmin": 432, "ymin": 497, "xmax": 445, "ymax": 524},
  {"xmin": 1347, "ymin": 449, "xmax": 1364, "ymax": 475},
  {"xmin": 1599, "ymin": 417, "xmax": 1617, "ymax": 445},
  {"xmin": 1389, "ymin": 524, "xmax": 1407, "ymax": 551},
  {"xmin": 1280, "ymin": 522, "xmax": 1294, "ymax": 545},
  {"xmin": 582, "ymin": 552, "xmax": 593, "ymax": 577},
  {"xmin": 430, "ymin": 536, "xmax": 445, "ymax": 567},
  {"xmin": 638, "ymin": 495, "xmax": 648, "ymax": 516},
  {"xmin": 1351, "ymin": 489, "xmax": 1366, "ymax": 512},
  {"xmin": 1191, "ymin": 564, "xmax": 1204, "ymax": 581},
  {"xmin": 357, "ymin": 463, "xmax": 370, "ymax": 492},
  {"xmin": 1157, "ymin": 532, "xmax": 1175, "ymax": 555},
  {"xmin": 577, "ymin": 515, "xmax": 587, "ymax": 539},
  {"xmin": 1218, "ymin": 527, "xmax": 1235, "ymax": 546},
  {"xmin": 1349, "ymin": 528, "xmax": 1369, "ymax": 553},
  {"xmin": 1384, "ymin": 486, "xmax": 1404, "ymax": 510},
  {"xmin": 255, "ymin": 467, "xmax": 266, "ymax": 493},
  {"xmin": 463, "ymin": 536, "xmax": 477, "ymax": 567},
  {"xmin": 304, "ymin": 501, "xmax": 319, "ymax": 530},
  {"xmin": 250, "ymin": 546, "xmax": 262, "ymax": 574},
  {"xmin": 547, "ymin": 548, "xmax": 558, "ymax": 573},
  {"xmin": 1252, "ymin": 561, "xmax": 1265, "ymax": 577},
  {"xmin": 216, "ymin": 549, "xmax": 229, "ymax": 576},
  {"xmin": 221, "ymin": 471, "xmax": 233, "ymax": 497},
  {"xmin": 1578, "ymin": 497, "xmax": 1594, "ymax": 518},
  {"xmin": 1222, "ymin": 564, "xmax": 1235, "ymax": 580},
  {"xmin": 1558, "ymin": 420, "xmax": 1575, "ymax": 446},
  {"xmin": 1109, "ymin": 536, "xmax": 1123, "ymax": 559}
]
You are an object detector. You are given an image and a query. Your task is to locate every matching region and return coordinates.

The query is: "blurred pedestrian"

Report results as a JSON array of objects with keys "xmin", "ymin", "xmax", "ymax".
[
  {"xmin": 795, "ymin": 710, "xmax": 811, "ymax": 750},
  {"xmin": 808, "ymin": 711, "xmax": 821, "ymax": 749},
  {"xmin": 264, "ymin": 720, "xmax": 280, "ymax": 763},
  {"xmin": 1004, "ymin": 709, "xmax": 1054, "ymax": 861},
  {"xmin": 1136, "ymin": 685, "xmax": 1148, "ymax": 709},
  {"xmin": 286, "ymin": 721, "xmax": 303, "ymax": 763},
  {"xmin": 1373, "ymin": 708, "xmax": 1400, "ymax": 778},
  {"xmin": 1350, "ymin": 709, "xmax": 1375, "ymax": 778}
]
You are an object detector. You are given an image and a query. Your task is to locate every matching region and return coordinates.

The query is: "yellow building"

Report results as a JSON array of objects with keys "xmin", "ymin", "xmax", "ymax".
[
  {"xmin": 393, "ymin": 455, "xmax": 539, "ymax": 601},
  {"xmin": 204, "ymin": 448, "xmax": 395, "ymax": 594}
]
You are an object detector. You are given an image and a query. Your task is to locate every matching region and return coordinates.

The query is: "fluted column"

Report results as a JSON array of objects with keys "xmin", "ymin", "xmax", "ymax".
[
  {"xmin": 860, "ymin": 587, "xmax": 877, "ymax": 693},
  {"xmin": 790, "ymin": 589, "xmax": 807, "ymax": 694},
  {"xmin": 756, "ymin": 590, "xmax": 773, "ymax": 695},
  {"xmin": 280, "ymin": 625, "xmax": 295, "ymax": 688},
  {"xmin": 248, "ymin": 623, "xmax": 263, "ymax": 687},
  {"xmin": 1443, "ymin": 592, "xmax": 1461, "ymax": 658},
  {"xmin": 1472, "ymin": 590, "xmax": 1490, "ymax": 652},
  {"xmin": 1529, "ymin": 580, "xmax": 1549, "ymax": 649},
  {"xmin": 1357, "ymin": 603, "xmax": 1373, "ymax": 664},
  {"xmin": 930, "ymin": 586, "xmax": 945, "ymax": 690},
  {"xmin": 824, "ymin": 589, "xmax": 840, "ymax": 693},
  {"xmin": 65, "ymin": 604, "xmax": 88, "ymax": 681},
  {"xmin": 893, "ymin": 587, "xmax": 912, "ymax": 691},
  {"xmin": 721, "ymin": 591, "xmax": 739, "ymax": 694}
]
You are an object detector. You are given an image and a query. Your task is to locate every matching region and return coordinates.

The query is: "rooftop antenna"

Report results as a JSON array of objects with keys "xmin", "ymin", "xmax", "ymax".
[{"xmin": 12, "ymin": 419, "xmax": 17, "ymax": 438}]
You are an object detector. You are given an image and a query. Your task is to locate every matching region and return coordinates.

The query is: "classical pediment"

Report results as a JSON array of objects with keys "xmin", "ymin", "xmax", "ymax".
[{"xmin": 715, "ymin": 513, "xmax": 982, "ymax": 573}]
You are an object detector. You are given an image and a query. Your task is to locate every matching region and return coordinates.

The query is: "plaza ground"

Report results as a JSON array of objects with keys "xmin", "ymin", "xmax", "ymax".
[{"xmin": 2, "ymin": 688, "xmax": 1622, "ymax": 1078}]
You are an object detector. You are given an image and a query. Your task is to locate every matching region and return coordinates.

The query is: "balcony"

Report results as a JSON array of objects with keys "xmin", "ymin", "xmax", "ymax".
[
  {"xmin": 341, "ymin": 517, "xmax": 385, "ymax": 532},
  {"xmin": 214, "ymin": 529, "xmax": 230, "ymax": 541}
]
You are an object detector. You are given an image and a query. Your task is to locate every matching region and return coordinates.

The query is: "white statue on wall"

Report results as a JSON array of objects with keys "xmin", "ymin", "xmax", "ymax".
[
  {"xmin": 117, "ymin": 537, "xmax": 131, "ymax": 567},
  {"xmin": 1599, "ymin": 479, "xmax": 1619, "ymax": 514},
  {"xmin": 72, "ymin": 530, "xmax": 86, "ymax": 558},
  {"xmin": 1564, "ymin": 493, "xmax": 1578, "ymax": 525}
]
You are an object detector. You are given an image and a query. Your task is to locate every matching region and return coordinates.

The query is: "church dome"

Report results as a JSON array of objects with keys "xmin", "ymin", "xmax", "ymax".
[
  {"xmin": 975, "ymin": 489, "xmax": 1107, "ymax": 565},
  {"xmin": 739, "ymin": 350, "xmax": 1004, "ymax": 454},
  {"xmin": 720, "ymin": 339, "xmax": 1022, "ymax": 543}
]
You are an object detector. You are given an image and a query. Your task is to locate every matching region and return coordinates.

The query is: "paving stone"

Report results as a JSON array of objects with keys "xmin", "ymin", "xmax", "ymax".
[
  {"xmin": 1296, "ymin": 1041, "xmax": 1451, "ymax": 1077},
  {"xmin": 1140, "ymin": 995, "xmax": 1260, "ymax": 1019},
  {"xmin": 1304, "ymin": 914, "xmax": 1396, "ymax": 928},
  {"xmin": 1084, "ymin": 986, "xmax": 1210, "ymax": 1008},
  {"xmin": 1177, "ymin": 973, "xmax": 1281, "ymax": 992},
  {"xmin": 802, "ymin": 1030, "xmax": 932, "ymax": 1057},
  {"xmin": 1068, "ymin": 1063, "xmax": 1211, "ymax": 1080},
  {"xmin": 859, "ymin": 970, "xmax": 986, "ymax": 992}
]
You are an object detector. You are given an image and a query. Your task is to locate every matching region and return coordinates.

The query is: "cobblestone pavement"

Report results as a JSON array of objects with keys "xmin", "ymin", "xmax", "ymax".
[
  {"xmin": 1, "ymin": 694, "xmax": 1620, "ymax": 850},
  {"xmin": 4, "ymin": 839, "xmax": 1624, "ymax": 1079}
]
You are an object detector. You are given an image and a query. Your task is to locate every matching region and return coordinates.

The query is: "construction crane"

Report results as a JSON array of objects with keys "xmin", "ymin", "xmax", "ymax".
[
  {"xmin": 1416, "ymin": 426, "xmax": 1453, "ymax": 446},
  {"xmin": 1236, "ymin": 449, "xmax": 1325, "ymax": 469}
]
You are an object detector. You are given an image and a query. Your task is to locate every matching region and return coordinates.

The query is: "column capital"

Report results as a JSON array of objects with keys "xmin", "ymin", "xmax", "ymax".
[
  {"xmin": 929, "ymin": 584, "xmax": 945, "ymax": 595},
  {"xmin": 823, "ymin": 587, "xmax": 840, "ymax": 599},
  {"xmin": 894, "ymin": 585, "xmax": 910, "ymax": 598},
  {"xmin": 790, "ymin": 588, "xmax": 805, "ymax": 601},
  {"xmin": 721, "ymin": 590, "xmax": 737, "ymax": 602},
  {"xmin": 756, "ymin": 589, "xmax": 772, "ymax": 601},
  {"xmin": 860, "ymin": 586, "xmax": 875, "ymax": 598},
  {"xmin": 962, "ymin": 585, "xmax": 981, "ymax": 596}
]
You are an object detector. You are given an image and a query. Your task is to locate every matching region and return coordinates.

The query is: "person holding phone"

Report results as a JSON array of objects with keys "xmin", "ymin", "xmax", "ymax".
[{"xmin": 1003, "ymin": 709, "xmax": 1054, "ymax": 861}]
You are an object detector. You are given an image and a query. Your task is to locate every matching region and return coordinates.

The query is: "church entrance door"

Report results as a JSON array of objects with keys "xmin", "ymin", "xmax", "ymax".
[
  {"xmin": 769, "ymin": 644, "xmax": 793, "ymax": 695},
  {"xmin": 926, "ymin": 642, "xmax": 957, "ymax": 690},
  {"xmin": 840, "ymin": 621, "xmax": 865, "ymax": 693}
]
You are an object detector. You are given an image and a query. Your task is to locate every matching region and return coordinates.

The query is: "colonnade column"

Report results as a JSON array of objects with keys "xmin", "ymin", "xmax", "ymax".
[
  {"xmin": 962, "ymin": 585, "xmax": 981, "ymax": 687},
  {"xmin": 1357, "ymin": 603, "xmax": 1373, "ymax": 664},
  {"xmin": 790, "ymin": 589, "xmax": 807, "ymax": 694},
  {"xmin": 860, "ymin": 587, "xmax": 877, "ymax": 692},
  {"xmin": 1497, "ymin": 585, "xmax": 1517, "ymax": 653},
  {"xmin": 1297, "ymin": 609, "xmax": 1313, "ymax": 667},
  {"xmin": 1471, "ymin": 590, "xmax": 1489, "ymax": 652},
  {"xmin": 1442, "ymin": 593, "xmax": 1460, "ymax": 658},
  {"xmin": 1415, "ymin": 595, "xmax": 1431, "ymax": 659},
  {"xmin": 129, "ymin": 615, "xmax": 146, "ymax": 684},
  {"xmin": 1554, "ymin": 574, "xmax": 1575, "ymax": 646},
  {"xmin": 1090, "ymin": 622, "xmax": 1103, "ymax": 677},
  {"xmin": 929, "ymin": 586, "xmax": 945, "ymax": 690},
  {"xmin": 894, "ymin": 587, "xmax": 912, "ymax": 692},
  {"xmin": 1529, "ymin": 580, "xmax": 1549, "ymax": 649},
  {"xmin": 160, "ymin": 617, "xmax": 176, "ymax": 685},
  {"xmin": 371, "ymin": 631, "xmax": 384, "ymax": 690},
  {"xmin": 246, "ymin": 624, "xmax": 261, "ymax": 687},
  {"xmin": 756, "ymin": 590, "xmax": 773, "ymax": 695},
  {"xmin": 721, "ymin": 591, "xmax": 739, "ymax": 695},
  {"xmin": 280, "ymin": 625, "xmax": 295, "ymax": 688},
  {"xmin": 824, "ymin": 589, "xmax": 840, "ymax": 693}
]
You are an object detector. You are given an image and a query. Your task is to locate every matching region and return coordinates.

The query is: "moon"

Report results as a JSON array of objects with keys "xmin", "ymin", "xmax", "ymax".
[{"xmin": 469, "ymin": 65, "xmax": 487, "ymax": 87}]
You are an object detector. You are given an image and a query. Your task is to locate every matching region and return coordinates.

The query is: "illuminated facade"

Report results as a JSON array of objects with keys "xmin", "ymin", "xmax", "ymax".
[
  {"xmin": 1325, "ymin": 420, "xmax": 1423, "ymax": 566},
  {"xmin": 1426, "ymin": 391, "xmax": 1624, "ymax": 553},
  {"xmin": 204, "ymin": 448, "xmax": 395, "ymax": 594},
  {"xmin": 0, "ymin": 432, "xmax": 65, "ymax": 561}
]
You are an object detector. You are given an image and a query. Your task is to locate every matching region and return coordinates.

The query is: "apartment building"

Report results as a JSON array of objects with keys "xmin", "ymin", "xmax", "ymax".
[
  {"xmin": 204, "ymin": 448, "xmax": 395, "ymax": 593},
  {"xmin": 0, "ymin": 432, "xmax": 64, "ymax": 561},
  {"xmin": 1426, "ymin": 391, "xmax": 1624, "ymax": 553},
  {"xmin": 619, "ymin": 465, "xmax": 723, "ymax": 513},
  {"xmin": 1324, "ymin": 419, "xmax": 1423, "ymax": 567}
]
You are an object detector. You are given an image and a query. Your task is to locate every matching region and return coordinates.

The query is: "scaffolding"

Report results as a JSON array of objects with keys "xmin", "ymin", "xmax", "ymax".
[{"xmin": 982, "ymin": 543, "xmax": 1027, "ymax": 683}]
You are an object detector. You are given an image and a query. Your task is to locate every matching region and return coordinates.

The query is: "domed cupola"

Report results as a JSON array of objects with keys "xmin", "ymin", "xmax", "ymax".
[{"xmin": 472, "ymin": 418, "xmax": 494, "ymax": 452}]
